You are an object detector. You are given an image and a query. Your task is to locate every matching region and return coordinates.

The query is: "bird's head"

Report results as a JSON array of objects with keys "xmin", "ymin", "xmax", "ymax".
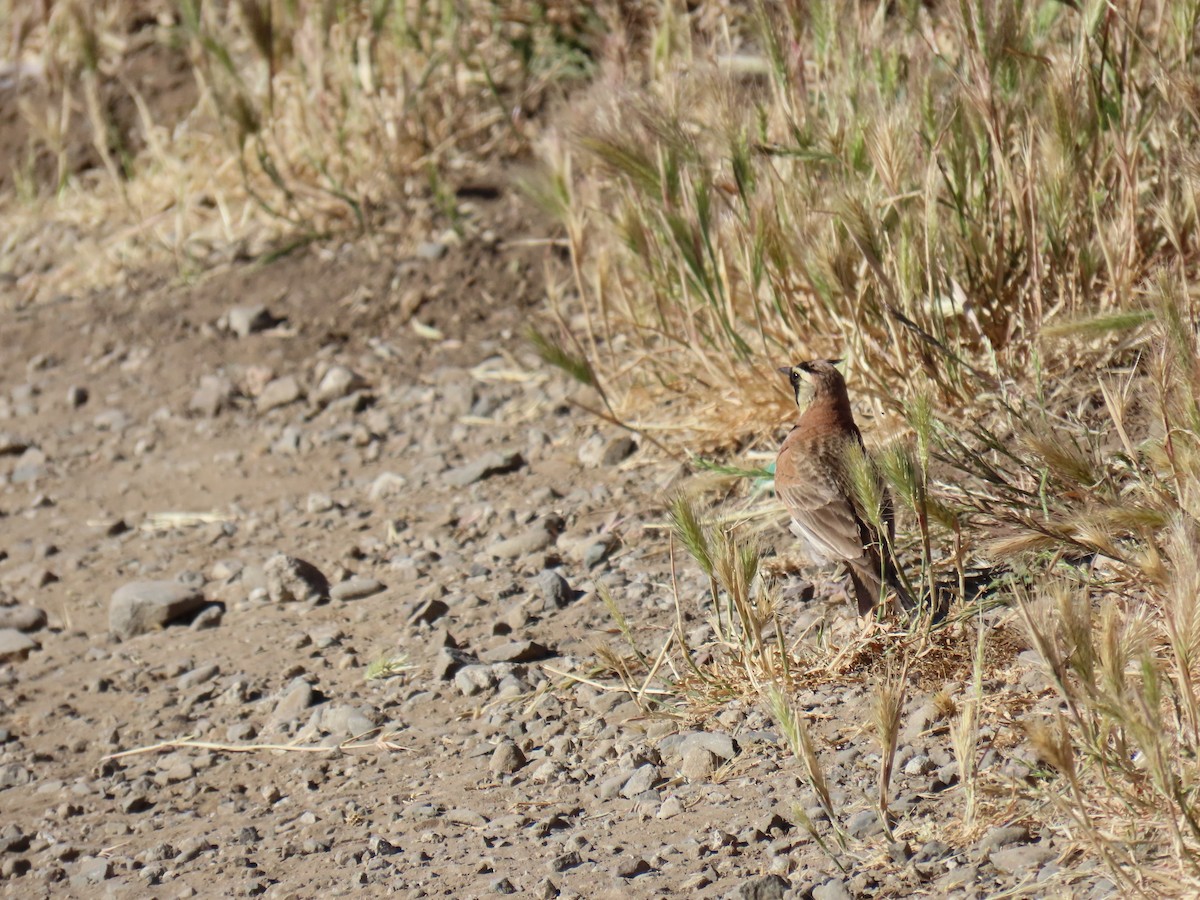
[{"xmin": 778, "ymin": 359, "xmax": 845, "ymax": 407}]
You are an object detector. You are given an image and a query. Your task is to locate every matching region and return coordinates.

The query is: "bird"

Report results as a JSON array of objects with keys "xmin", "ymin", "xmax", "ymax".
[{"xmin": 775, "ymin": 360, "xmax": 914, "ymax": 615}]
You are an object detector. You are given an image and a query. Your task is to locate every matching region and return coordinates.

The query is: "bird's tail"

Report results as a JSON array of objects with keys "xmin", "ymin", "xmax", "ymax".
[{"xmin": 847, "ymin": 553, "xmax": 916, "ymax": 616}]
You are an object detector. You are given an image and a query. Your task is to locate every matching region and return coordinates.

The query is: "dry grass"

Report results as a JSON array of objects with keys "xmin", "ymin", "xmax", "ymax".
[
  {"xmin": 0, "ymin": 0, "xmax": 595, "ymax": 304},
  {"xmin": 552, "ymin": 1, "xmax": 1200, "ymax": 892}
]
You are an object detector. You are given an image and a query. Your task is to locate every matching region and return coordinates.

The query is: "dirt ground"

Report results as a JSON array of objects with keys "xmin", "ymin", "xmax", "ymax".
[{"xmin": 0, "ymin": 26, "xmax": 1113, "ymax": 900}]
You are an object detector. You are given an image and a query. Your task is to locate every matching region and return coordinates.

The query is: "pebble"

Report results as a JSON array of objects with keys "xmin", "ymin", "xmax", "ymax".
[
  {"xmin": 620, "ymin": 764, "xmax": 659, "ymax": 798},
  {"xmin": 368, "ymin": 472, "xmax": 408, "ymax": 500},
  {"xmin": 490, "ymin": 740, "xmax": 527, "ymax": 776},
  {"xmin": 189, "ymin": 375, "xmax": 231, "ymax": 418},
  {"xmin": 257, "ymin": 376, "xmax": 303, "ymax": 412},
  {"xmin": 481, "ymin": 640, "xmax": 555, "ymax": 663},
  {"xmin": 109, "ymin": 581, "xmax": 208, "ymax": 640},
  {"xmin": 330, "ymin": 577, "xmax": 385, "ymax": 601},
  {"xmin": 978, "ymin": 825, "xmax": 1031, "ymax": 854},
  {"xmin": 0, "ymin": 605, "xmax": 47, "ymax": 632},
  {"xmin": 416, "ymin": 241, "xmax": 448, "ymax": 260},
  {"xmin": 0, "ymin": 629, "xmax": 38, "ymax": 660},
  {"xmin": 739, "ymin": 878, "xmax": 796, "ymax": 897},
  {"xmin": 811, "ymin": 878, "xmax": 851, "ymax": 900},
  {"xmin": 680, "ymin": 747, "xmax": 720, "ymax": 782},
  {"xmin": 443, "ymin": 451, "xmax": 526, "ymax": 488},
  {"xmin": 491, "ymin": 518, "xmax": 561, "ymax": 559},
  {"xmin": 534, "ymin": 569, "xmax": 573, "ymax": 609},
  {"xmin": 227, "ymin": 304, "xmax": 275, "ymax": 337},
  {"xmin": 265, "ymin": 555, "xmax": 330, "ymax": 603},
  {"xmin": 66, "ymin": 385, "xmax": 89, "ymax": 408},
  {"xmin": 990, "ymin": 843, "xmax": 1056, "ymax": 874},
  {"xmin": 313, "ymin": 365, "xmax": 363, "ymax": 405}
]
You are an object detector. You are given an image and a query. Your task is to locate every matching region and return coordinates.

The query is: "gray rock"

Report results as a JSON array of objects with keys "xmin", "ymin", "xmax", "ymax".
[
  {"xmin": 178, "ymin": 664, "xmax": 219, "ymax": 690},
  {"xmin": 187, "ymin": 376, "xmax": 231, "ymax": 422},
  {"xmin": 228, "ymin": 304, "xmax": 275, "ymax": 338},
  {"xmin": 322, "ymin": 705, "xmax": 377, "ymax": 739},
  {"xmin": 443, "ymin": 451, "xmax": 525, "ymax": 487},
  {"xmin": 680, "ymin": 731, "xmax": 738, "ymax": 761},
  {"xmin": 265, "ymin": 555, "xmax": 330, "ymax": 604},
  {"xmin": 990, "ymin": 843, "xmax": 1055, "ymax": 874},
  {"xmin": 534, "ymin": 570, "xmax": 573, "ymax": 609},
  {"xmin": 190, "ymin": 604, "xmax": 224, "ymax": 630},
  {"xmin": 601, "ymin": 435, "xmax": 638, "ymax": 466},
  {"xmin": 548, "ymin": 850, "xmax": 581, "ymax": 872},
  {"xmin": 330, "ymin": 577, "xmax": 385, "ymax": 601},
  {"xmin": 490, "ymin": 740, "xmax": 527, "ymax": 776},
  {"xmin": 257, "ymin": 376, "xmax": 303, "ymax": 413},
  {"xmin": 368, "ymin": 472, "xmax": 408, "ymax": 500},
  {"xmin": 583, "ymin": 535, "xmax": 618, "ymax": 568},
  {"xmin": 491, "ymin": 518, "xmax": 561, "ymax": 559},
  {"xmin": 741, "ymin": 875, "xmax": 791, "ymax": 900},
  {"xmin": 811, "ymin": 879, "xmax": 851, "ymax": 900},
  {"xmin": 481, "ymin": 640, "xmax": 555, "ymax": 663},
  {"xmin": 71, "ymin": 856, "xmax": 112, "ymax": 887},
  {"xmin": 846, "ymin": 809, "xmax": 883, "ymax": 839},
  {"xmin": 616, "ymin": 857, "xmax": 651, "ymax": 878},
  {"xmin": 0, "ymin": 433, "xmax": 30, "ymax": 455},
  {"xmin": 456, "ymin": 665, "xmax": 499, "ymax": 696},
  {"xmin": 680, "ymin": 747, "xmax": 720, "ymax": 782},
  {"xmin": 66, "ymin": 385, "xmax": 89, "ymax": 408},
  {"xmin": 620, "ymin": 764, "xmax": 660, "ymax": 798},
  {"xmin": 109, "ymin": 581, "xmax": 207, "ymax": 640},
  {"xmin": 0, "ymin": 605, "xmax": 47, "ymax": 632},
  {"xmin": 417, "ymin": 241, "xmax": 448, "ymax": 260},
  {"xmin": 272, "ymin": 679, "xmax": 316, "ymax": 725},
  {"xmin": 313, "ymin": 365, "xmax": 364, "ymax": 406},
  {"xmin": 432, "ymin": 647, "xmax": 476, "ymax": 681},
  {"xmin": 11, "ymin": 447, "xmax": 45, "ymax": 484},
  {"xmin": 978, "ymin": 825, "xmax": 1031, "ymax": 854},
  {"xmin": 0, "ymin": 629, "xmax": 38, "ymax": 661},
  {"xmin": 93, "ymin": 409, "xmax": 128, "ymax": 432}
]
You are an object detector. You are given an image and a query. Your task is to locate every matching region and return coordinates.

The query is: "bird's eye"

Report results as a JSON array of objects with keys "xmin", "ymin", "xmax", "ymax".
[{"xmin": 790, "ymin": 371, "xmax": 800, "ymax": 386}]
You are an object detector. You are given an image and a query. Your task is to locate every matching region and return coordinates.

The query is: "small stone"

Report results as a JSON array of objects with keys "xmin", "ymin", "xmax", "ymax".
[
  {"xmin": 491, "ymin": 877, "xmax": 517, "ymax": 894},
  {"xmin": 330, "ymin": 577, "xmax": 385, "ymax": 602},
  {"xmin": 322, "ymin": 705, "xmax": 377, "ymax": 739},
  {"xmin": 306, "ymin": 493, "xmax": 336, "ymax": 514},
  {"xmin": 990, "ymin": 843, "xmax": 1056, "ymax": 874},
  {"xmin": 66, "ymin": 386, "xmax": 89, "ymax": 408},
  {"xmin": 257, "ymin": 376, "xmax": 303, "ymax": 413},
  {"xmin": 491, "ymin": 518, "xmax": 561, "ymax": 559},
  {"xmin": 109, "ymin": 581, "xmax": 207, "ymax": 640},
  {"xmin": 680, "ymin": 747, "xmax": 720, "ymax": 782},
  {"xmin": 443, "ymin": 451, "xmax": 525, "ymax": 487},
  {"xmin": 71, "ymin": 856, "xmax": 112, "ymax": 886},
  {"xmin": 620, "ymin": 764, "xmax": 659, "ymax": 798},
  {"xmin": 455, "ymin": 665, "xmax": 498, "ymax": 697},
  {"xmin": 658, "ymin": 796, "xmax": 684, "ymax": 819},
  {"xmin": 417, "ymin": 241, "xmax": 448, "ymax": 260},
  {"xmin": 271, "ymin": 679, "xmax": 316, "ymax": 725},
  {"xmin": 616, "ymin": 857, "xmax": 652, "ymax": 878},
  {"xmin": 903, "ymin": 754, "xmax": 933, "ymax": 776},
  {"xmin": 368, "ymin": 472, "xmax": 408, "ymax": 500},
  {"xmin": 811, "ymin": 879, "xmax": 851, "ymax": 900},
  {"xmin": 92, "ymin": 409, "xmax": 127, "ymax": 432},
  {"xmin": 583, "ymin": 535, "xmax": 618, "ymax": 569},
  {"xmin": 409, "ymin": 597, "xmax": 450, "ymax": 626},
  {"xmin": 228, "ymin": 304, "xmax": 275, "ymax": 338},
  {"xmin": 190, "ymin": 605, "xmax": 224, "ymax": 630},
  {"xmin": 189, "ymin": 375, "xmax": 231, "ymax": 418},
  {"xmin": 978, "ymin": 825, "xmax": 1031, "ymax": 854},
  {"xmin": 0, "ymin": 605, "xmax": 47, "ymax": 633},
  {"xmin": 10, "ymin": 447, "xmax": 45, "ymax": 483},
  {"xmin": 313, "ymin": 365, "xmax": 364, "ymax": 406},
  {"xmin": 0, "ymin": 629, "xmax": 38, "ymax": 661},
  {"xmin": 548, "ymin": 850, "xmax": 581, "ymax": 873},
  {"xmin": 265, "ymin": 555, "xmax": 330, "ymax": 604},
  {"xmin": 680, "ymin": 731, "xmax": 738, "ymax": 761},
  {"xmin": 846, "ymin": 809, "xmax": 883, "ymax": 839},
  {"xmin": 432, "ymin": 647, "xmax": 475, "ymax": 681},
  {"xmin": 534, "ymin": 570, "xmax": 573, "ymax": 609},
  {"xmin": 0, "ymin": 433, "xmax": 30, "ymax": 455},
  {"xmin": 601, "ymin": 436, "xmax": 638, "ymax": 466},
  {"xmin": 178, "ymin": 664, "xmax": 220, "ymax": 690},
  {"xmin": 481, "ymin": 640, "xmax": 555, "ymax": 664},
  {"xmin": 490, "ymin": 740, "xmax": 527, "ymax": 776},
  {"xmin": 740, "ymin": 874, "xmax": 791, "ymax": 900}
]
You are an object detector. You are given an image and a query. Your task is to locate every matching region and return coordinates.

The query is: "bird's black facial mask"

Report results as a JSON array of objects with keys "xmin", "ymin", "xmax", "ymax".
[{"xmin": 779, "ymin": 365, "xmax": 805, "ymax": 406}]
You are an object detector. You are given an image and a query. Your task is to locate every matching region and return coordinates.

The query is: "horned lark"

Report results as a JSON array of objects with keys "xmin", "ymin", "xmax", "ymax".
[{"xmin": 775, "ymin": 360, "xmax": 913, "ymax": 614}]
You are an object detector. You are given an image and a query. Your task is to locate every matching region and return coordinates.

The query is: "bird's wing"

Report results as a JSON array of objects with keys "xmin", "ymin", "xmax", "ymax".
[{"xmin": 776, "ymin": 473, "xmax": 869, "ymax": 563}]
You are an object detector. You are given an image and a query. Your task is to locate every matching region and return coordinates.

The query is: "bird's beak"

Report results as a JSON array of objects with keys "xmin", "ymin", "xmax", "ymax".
[{"xmin": 777, "ymin": 366, "xmax": 793, "ymax": 376}]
